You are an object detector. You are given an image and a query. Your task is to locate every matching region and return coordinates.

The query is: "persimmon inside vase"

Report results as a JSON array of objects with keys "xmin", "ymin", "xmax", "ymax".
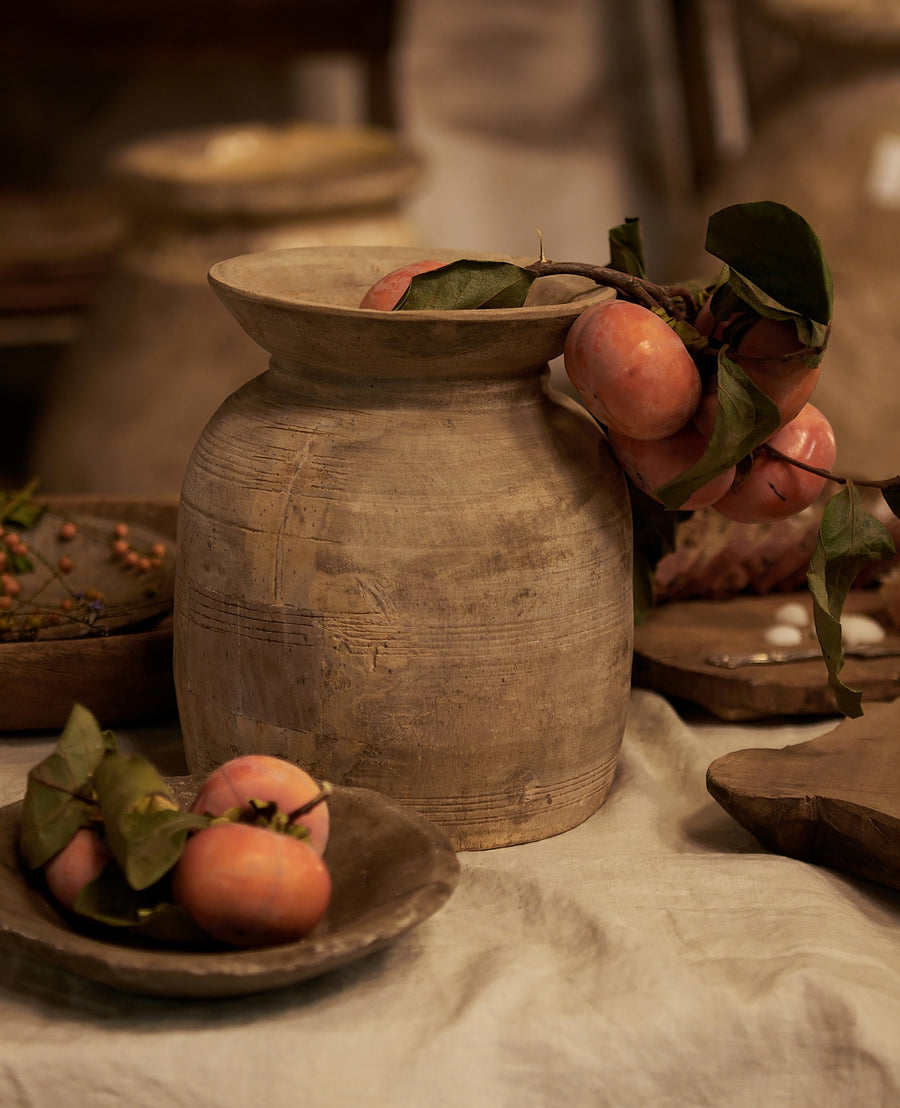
[{"xmin": 174, "ymin": 246, "xmax": 633, "ymax": 849}]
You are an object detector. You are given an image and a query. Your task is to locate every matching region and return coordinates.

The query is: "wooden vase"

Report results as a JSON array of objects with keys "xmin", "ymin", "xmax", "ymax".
[{"xmin": 174, "ymin": 245, "xmax": 633, "ymax": 849}]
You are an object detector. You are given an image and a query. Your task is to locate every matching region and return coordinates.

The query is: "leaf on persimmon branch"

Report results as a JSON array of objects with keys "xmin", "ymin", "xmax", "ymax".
[
  {"xmin": 92, "ymin": 754, "xmax": 205, "ymax": 890},
  {"xmin": 705, "ymin": 201, "xmax": 833, "ymax": 329},
  {"xmin": 394, "ymin": 260, "xmax": 535, "ymax": 310},
  {"xmin": 807, "ymin": 483, "xmax": 896, "ymax": 717},
  {"xmin": 652, "ymin": 351, "xmax": 780, "ymax": 510},
  {"xmin": 608, "ymin": 217, "xmax": 646, "ymax": 278},
  {"xmin": 19, "ymin": 704, "xmax": 114, "ymax": 869}
]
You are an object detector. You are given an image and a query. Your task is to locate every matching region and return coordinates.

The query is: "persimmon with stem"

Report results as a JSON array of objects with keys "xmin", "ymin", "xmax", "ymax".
[
  {"xmin": 171, "ymin": 822, "xmax": 331, "ymax": 947},
  {"xmin": 563, "ymin": 299, "xmax": 702, "ymax": 440},
  {"xmin": 189, "ymin": 754, "xmax": 330, "ymax": 856},
  {"xmin": 712, "ymin": 403, "xmax": 837, "ymax": 523}
]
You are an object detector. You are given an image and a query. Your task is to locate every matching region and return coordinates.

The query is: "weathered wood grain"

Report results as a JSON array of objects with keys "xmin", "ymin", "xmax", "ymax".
[
  {"xmin": 707, "ymin": 698, "xmax": 900, "ymax": 891},
  {"xmin": 175, "ymin": 246, "xmax": 633, "ymax": 849},
  {"xmin": 633, "ymin": 591, "xmax": 900, "ymax": 719}
]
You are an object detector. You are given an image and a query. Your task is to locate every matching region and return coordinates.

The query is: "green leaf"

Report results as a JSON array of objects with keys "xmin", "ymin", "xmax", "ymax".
[
  {"xmin": 19, "ymin": 704, "xmax": 115, "ymax": 869},
  {"xmin": 9, "ymin": 551, "xmax": 33, "ymax": 574},
  {"xmin": 119, "ymin": 808, "xmax": 207, "ymax": 890},
  {"xmin": 807, "ymin": 484, "xmax": 896, "ymax": 717},
  {"xmin": 73, "ymin": 859, "xmax": 175, "ymax": 927},
  {"xmin": 92, "ymin": 754, "xmax": 204, "ymax": 890},
  {"xmin": 73, "ymin": 861, "xmax": 204, "ymax": 941},
  {"xmin": 608, "ymin": 217, "xmax": 646, "ymax": 278},
  {"xmin": 0, "ymin": 478, "xmax": 45, "ymax": 530},
  {"xmin": 649, "ymin": 305, "xmax": 711, "ymax": 367},
  {"xmin": 653, "ymin": 350, "xmax": 780, "ymax": 509},
  {"xmin": 705, "ymin": 201, "xmax": 833, "ymax": 327},
  {"xmin": 394, "ymin": 260, "xmax": 536, "ymax": 310},
  {"xmin": 628, "ymin": 481, "xmax": 683, "ymax": 624},
  {"xmin": 711, "ymin": 272, "xmax": 830, "ymax": 360}
]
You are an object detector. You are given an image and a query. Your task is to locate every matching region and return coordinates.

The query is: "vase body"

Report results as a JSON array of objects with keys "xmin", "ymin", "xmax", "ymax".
[
  {"xmin": 174, "ymin": 246, "xmax": 633, "ymax": 849},
  {"xmin": 31, "ymin": 123, "xmax": 423, "ymax": 496}
]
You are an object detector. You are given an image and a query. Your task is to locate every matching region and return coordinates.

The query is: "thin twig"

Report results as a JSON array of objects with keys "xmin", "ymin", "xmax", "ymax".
[
  {"xmin": 761, "ymin": 443, "xmax": 900, "ymax": 491},
  {"xmin": 523, "ymin": 260, "xmax": 692, "ymax": 319}
]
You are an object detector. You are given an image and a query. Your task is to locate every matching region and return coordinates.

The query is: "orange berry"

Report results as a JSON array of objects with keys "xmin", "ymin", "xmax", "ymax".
[
  {"xmin": 150, "ymin": 542, "xmax": 166, "ymax": 558},
  {"xmin": 124, "ymin": 551, "xmax": 139, "ymax": 567},
  {"xmin": 58, "ymin": 521, "xmax": 78, "ymax": 541},
  {"xmin": 57, "ymin": 556, "xmax": 74, "ymax": 574},
  {"xmin": 113, "ymin": 523, "xmax": 129, "ymax": 539},
  {"xmin": 2, "ymin": 574, "xmax": 20, "ymax": 596},
  {"xmin": 112, "ymin": 539, "xmax": 130, "ymax": 557}
]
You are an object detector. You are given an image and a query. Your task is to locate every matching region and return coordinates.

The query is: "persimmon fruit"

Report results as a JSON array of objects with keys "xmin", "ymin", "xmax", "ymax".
[
  {"xmin": 563, "ymin": 299, "xmax": 702, "ymax": 440},
  {"xmin": 359, "ymin": 259, "xmax": 446, "ymax": 309},
  {"xmin": 43, "ymin": 827, "xmax": 110, "ymax": 912},
  {"xmin": 189, "ymin": 754, "xmax": 330, "ymax": 856},
  {"xmin": 693, "ymin": 303, "xmax": 821, "ymax": 433},
  {"xmin": 711, "ymin": 402, "xmax": 836, "ymax": 523},
  {"xmin": 607, "ymin": 423, "xmax": 737, "ymax": 510},
  {"xmin": 171, "ymin": 822, "xmax": 332, "ymax": 947}
]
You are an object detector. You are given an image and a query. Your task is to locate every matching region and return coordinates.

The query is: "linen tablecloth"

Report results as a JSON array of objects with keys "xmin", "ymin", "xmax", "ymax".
[{"xmin": 0, "ymin": 688, "xmax": 897, "ymax": 1108}]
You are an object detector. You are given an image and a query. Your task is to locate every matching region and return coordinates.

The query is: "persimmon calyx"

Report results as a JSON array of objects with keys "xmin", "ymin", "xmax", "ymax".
[{"xmin": 211, "ymin": 783, "xmax": 333, "ymax": 840}]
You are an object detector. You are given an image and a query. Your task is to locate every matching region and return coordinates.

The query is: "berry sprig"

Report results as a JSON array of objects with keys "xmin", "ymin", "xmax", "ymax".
[{"xmin": 0, "ymin": 482, "xmax": 171, "ymax": 640}]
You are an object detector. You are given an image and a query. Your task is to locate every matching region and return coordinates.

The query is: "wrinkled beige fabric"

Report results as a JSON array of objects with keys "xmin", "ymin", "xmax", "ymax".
[{"xmin": 0, "ymin": 689, "xmax": 897, "ymax": 1108}]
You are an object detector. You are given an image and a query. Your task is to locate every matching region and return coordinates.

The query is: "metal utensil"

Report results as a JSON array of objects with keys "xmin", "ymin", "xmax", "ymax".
[{"xmin": 705, "ymin": 643, "xmax": 900, "ymax": 669}]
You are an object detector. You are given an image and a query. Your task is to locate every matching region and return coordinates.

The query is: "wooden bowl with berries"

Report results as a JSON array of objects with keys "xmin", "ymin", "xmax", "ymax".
[{"xmin": 0, "ymin": 491, "xmax": 178, "ymax": 732}]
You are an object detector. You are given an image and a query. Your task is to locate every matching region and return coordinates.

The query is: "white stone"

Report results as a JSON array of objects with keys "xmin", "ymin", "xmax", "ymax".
[
  {"xmin": 840, "ymin": 612, "xmax": 886, "ymax": 648},
  {"xmin": 773, "ymin": 601, "xmax": 810, "ymax": 629},
  {"xmin": 764, "ymin": 623, "xmax": 804, "ymax": 647}
]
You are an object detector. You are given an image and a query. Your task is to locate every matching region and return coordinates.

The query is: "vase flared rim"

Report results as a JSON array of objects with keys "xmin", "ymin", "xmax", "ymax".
[{"xmin": 207, "ymin": 245, "xmax": 611, "ymax": 323}]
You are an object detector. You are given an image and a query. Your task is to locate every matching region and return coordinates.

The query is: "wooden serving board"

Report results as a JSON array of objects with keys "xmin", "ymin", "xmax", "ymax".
[
  {"xmin": 707, "ymin": 698, "xmax": 900, "ymax": 892},
  {"xmin": 0, "ymin": 496, "xmax": 178, "ymax": 732},
  {"xmin": 632, "ymin": 591, "xmax": 900, "ymax": 720}
]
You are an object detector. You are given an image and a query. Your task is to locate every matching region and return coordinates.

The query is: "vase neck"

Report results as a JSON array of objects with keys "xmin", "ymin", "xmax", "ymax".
[{"xmin": 264, "ymin": 356, "xmax": 553, "ymax": 408}]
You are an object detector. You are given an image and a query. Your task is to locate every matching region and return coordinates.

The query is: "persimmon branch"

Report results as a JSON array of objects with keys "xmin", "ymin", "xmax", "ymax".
[
  {"xmin": 761, "ymin": 442, "xmax": 900, "ymax": 492},
  {"xmin": 524, "ymin": 260, "xmax": 696, "ymax": 320},
  {"xmin": 288, "ymin": 782, "xmax": 333, "ymax": 821}
]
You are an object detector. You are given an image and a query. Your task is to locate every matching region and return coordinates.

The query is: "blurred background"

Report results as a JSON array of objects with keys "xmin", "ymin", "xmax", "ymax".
[{"xmin": 2, "ymin": 0, "xmax": 899, "ymax": 494}]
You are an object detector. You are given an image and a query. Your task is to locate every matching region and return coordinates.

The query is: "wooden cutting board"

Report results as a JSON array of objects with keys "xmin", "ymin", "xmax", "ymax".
[
  {"xmin": 632, "ymin": 591, "xmax": 900, "ymax": 720},
  {"xmin": 707, "ymin": 698, "xmax": 900, "ymax": 892}
]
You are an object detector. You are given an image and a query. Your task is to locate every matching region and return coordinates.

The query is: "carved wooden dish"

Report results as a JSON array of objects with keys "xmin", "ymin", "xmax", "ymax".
[
  {"xmin": 707, "ymin": 698, "xmax": 900, "ymax": 891},
  {"xmin": 633, "ymin": 591, "xmax": 900, "ymax": 720},
  {"xmin": 0, "ymin": 780, "xmax": 460, "ymax": 998}
]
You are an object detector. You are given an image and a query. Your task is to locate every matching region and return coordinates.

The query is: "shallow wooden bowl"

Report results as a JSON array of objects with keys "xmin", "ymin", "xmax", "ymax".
[
  {"xmin": 0, "ymin": 779, "xmax": 460, "ymax": 997},
  {"xmin": 0, "ymin": 496, "xmax": 178, "ymax": 732}
]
